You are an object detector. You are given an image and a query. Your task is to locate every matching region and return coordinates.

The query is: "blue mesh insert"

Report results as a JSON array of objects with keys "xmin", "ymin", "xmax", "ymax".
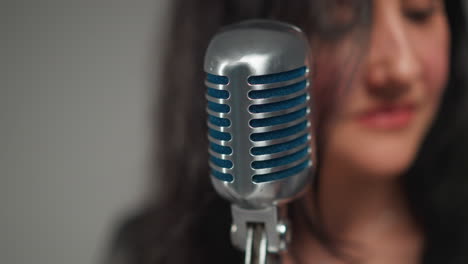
[
  {"xmin": 250, "ymin": 108, "xmax": 306, "ymax": 127},
  {"xmin": 210, "ymin": 155, "xmax": 233, "ymax": 168},
  {"xmin": 248, "ymin": 66, "xmax": 307, "ymax": 85},
  {"xmin": 207, "ymin": 74, "xmax": 229, "ymax": 85},
  {"xmin": 250, "ymin": 121, "xmax": 307, "ymax": 142},
  {"xmin": 252, "ymin": 147, "xmax": 309, "ymax": 169},
  {"xmin": 251, "ymin": 134, "xmax": 308, "ymax": 155},
  {"xmin": 209, "ymin": 115, "xmax": 231, "ymax": 127},
  {"xmin": 252, "ymin": 160, "xmax": 309, "ymax": 183},
  {"xmin": 212, "ymin": 169, "xmax": 233, "ymax": 182},
  {"xmin": 249, "ymin": 80, "xmax": 307, "ymax": 99},
  {"xmin": 249, "ymin": 94, "xmax": 306, "ymax": 113},
  {"xmin": 210, "ymin": 142, "xmax": 233, "ymax": 155},
  {"xmin": 209, "ymin": 128, "xmax": 232, "ymax": 141},
  {"xmin": 208, "ymin": 102, "xmax": 230, "ymax": 113},
  {"xmin": 207, "ymin": 87, "xmax": 229, "ymax": 99}
]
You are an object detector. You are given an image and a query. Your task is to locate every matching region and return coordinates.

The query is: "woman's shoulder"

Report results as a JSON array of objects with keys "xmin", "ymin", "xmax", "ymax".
[
  {"xmin": 106, "ymin": 206, "xmax": 164, "ymax": 264},
  {"xmin": 106, "ymin": 198, "xmax": 243, "ymax": 264}
]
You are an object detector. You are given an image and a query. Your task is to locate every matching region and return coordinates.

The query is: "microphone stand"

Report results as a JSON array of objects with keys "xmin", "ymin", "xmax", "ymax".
[
  {"xmin": 231, "ymin": 205, "xmax": 289, "ymax": 264},
  {"xmin": 244, "ymin": 224, "xmax": 282, "ymax": 264}
]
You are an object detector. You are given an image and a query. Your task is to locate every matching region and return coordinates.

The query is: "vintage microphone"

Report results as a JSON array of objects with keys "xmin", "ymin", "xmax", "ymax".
[{"xmin": 204, "ymin": 20, "xmax": 315, "ymax": 264}]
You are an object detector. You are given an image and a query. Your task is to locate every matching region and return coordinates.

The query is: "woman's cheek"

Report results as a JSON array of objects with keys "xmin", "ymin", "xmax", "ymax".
[
  {"xmin": 412, "ymin": 18, "xmax": 450, "ymax": 102},
  {"xmin": 421, "ymin": 44, "xmax": 449, "ymax": 102}
]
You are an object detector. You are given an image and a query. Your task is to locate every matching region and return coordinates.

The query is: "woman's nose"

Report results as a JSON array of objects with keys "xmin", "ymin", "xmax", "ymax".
[{"xmin": 365, "ymin": 12, "xmax": 422, "ymax": 100}]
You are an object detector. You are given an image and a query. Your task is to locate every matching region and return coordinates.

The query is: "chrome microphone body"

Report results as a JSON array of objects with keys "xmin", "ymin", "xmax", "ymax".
[{"xmin": 204, "ymin": 20, "xmax": 314, "ymax": 260}]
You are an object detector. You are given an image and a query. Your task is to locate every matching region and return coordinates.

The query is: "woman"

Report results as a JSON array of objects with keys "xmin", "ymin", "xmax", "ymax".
[{"xmin": 109, "ymin": 0, "xmax": 468, "ymax": 263}]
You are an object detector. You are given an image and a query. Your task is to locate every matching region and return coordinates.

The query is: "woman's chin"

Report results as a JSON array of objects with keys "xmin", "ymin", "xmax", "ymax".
[
  {"xmin": 359, "ymin": 152, "xmax": 414, "ymax": 180},
  {"xmin": 344, "ymin": 139, "xmax": 419, "ymax": 180},
  {"xmin": 323, "ymin": 107, "xmax": 433, "ymax": 181},
  {"xmin": 324, "ymin": 127, "xmax": 422, "ymax": 180}
]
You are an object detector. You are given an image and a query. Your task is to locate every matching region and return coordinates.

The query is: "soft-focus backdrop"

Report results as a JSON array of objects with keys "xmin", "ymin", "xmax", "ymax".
[
  {"xmin": 2, "ymin": 1, "xmax": 468, "ymax": 264},
  {"xmin": 2, "ymin": 1, "xmax": 170, "ymax": 263}
]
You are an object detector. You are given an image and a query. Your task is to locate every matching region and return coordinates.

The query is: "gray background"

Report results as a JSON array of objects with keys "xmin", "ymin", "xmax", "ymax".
[
  {"xmin": 2, "ymin": 1, "xmax": 170, "ymax": 263},
  {"xmin": 2, "ymin": 1, "xmax": 468, "ymax": 264}
]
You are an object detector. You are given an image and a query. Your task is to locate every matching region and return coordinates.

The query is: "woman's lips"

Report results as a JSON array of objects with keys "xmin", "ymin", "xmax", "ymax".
[{"xmin": 356, "ymin": 104, "xmax": 416, "ymax": 130}]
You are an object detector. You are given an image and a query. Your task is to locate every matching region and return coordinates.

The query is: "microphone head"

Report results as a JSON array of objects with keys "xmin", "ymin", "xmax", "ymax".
[{"xmin": 204, "ymin": 20, "xmax": 314, "ymax": 210}]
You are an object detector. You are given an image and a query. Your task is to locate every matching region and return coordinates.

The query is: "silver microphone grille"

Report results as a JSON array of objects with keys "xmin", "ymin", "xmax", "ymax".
[{"xmin": 204, "ymin": 20, "xmax": 314, "ymax": 209}]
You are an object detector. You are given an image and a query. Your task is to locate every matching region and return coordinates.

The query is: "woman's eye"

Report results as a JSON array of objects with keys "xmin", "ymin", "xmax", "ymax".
[{"xmin": 404, "ymin": 7, "xmax": 436, "ymax": 23}]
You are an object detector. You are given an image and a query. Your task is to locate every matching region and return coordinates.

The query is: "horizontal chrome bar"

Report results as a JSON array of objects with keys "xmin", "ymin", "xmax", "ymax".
[
  {"xmin": 209, "ymin": 148, "xmax": 233, "ymax": 160},
  {"xmin": 250, "ymin": 128, "xmax": 309, "ymax": 147},
  {"xmin": 251, "ymin": 141, "xmax": 310, "ymax": 161},
  {"xmin": 205, "ymin": 80, "xmax": 228, "ymax": 89},
  {"xmin": 248, "ymin": 75, "xmax": 308, "ymax": 90},
  {"xmin": 248, "ymin": 89, "xmax": 307, "ymax": 105},
  {"xmin": 249, "ymin": 100, "xmax": 309, "ymax": 119},
  {"xmin": 207, "ymin": 121, "xmax": 232, "ymax": 133},
  {"xmin": 209, "ymin": 162, "xmax": 234, "ymax": 174},
  {"xmin": 206, "ymin": 109, "xmax": 230, "ymax": 118},
  {"xmin": 208, "ymin": 135, "xmax": 232, "ymax": 146},
  {"xmin": 252, "ymin": 154, "xmax": 310, "ymax": 175},
  {"xmin": 206, "ymin": 94, "xmax": 230, "ymax": 104},
  {"xmin": 250, "ymin": 115, "xmax": 308, "ymax": 133}
]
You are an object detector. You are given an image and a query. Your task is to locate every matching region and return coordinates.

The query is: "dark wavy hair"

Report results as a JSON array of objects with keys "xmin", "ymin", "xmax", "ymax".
[{"xmin": 107, "ymin": 1, "xmax": 468, "ymax": 263}]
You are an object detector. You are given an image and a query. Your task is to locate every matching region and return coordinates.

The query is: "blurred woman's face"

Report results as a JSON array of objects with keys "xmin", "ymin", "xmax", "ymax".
[{"xmin": 316, "ymin": 0, "xmax": 450, "ymax": 178}]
